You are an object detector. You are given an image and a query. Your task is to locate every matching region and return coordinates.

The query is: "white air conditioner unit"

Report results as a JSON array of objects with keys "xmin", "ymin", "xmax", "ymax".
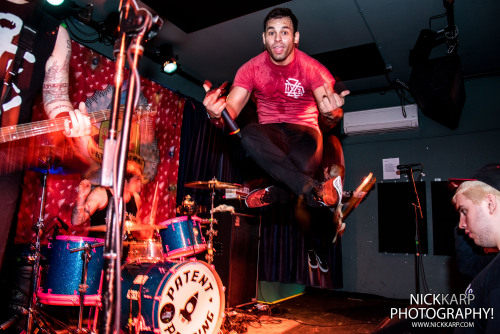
[{"xmin": 343, "ymin": 104, "xmax": 419, "ymax": 135}]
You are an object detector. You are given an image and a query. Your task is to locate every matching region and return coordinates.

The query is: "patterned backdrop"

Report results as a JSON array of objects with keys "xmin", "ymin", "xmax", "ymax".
[{"xmin": 14, "ymin": 41, "xmax": 184, "ymax": 244}]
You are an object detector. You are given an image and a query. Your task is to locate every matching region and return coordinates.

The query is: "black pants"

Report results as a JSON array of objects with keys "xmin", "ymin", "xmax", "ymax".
[{"xmin": 241, "ymin": 123, "xmax": 323, "ymax": 206}]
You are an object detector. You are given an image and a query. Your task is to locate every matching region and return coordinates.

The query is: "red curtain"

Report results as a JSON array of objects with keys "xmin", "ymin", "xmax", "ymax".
[{"xmin": 15, "ymin": 41, "xmax": 184, "ymax": 243}]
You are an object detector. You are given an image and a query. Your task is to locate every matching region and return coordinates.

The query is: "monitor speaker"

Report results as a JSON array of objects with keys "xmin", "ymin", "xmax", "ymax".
[
  {"xmin": 409, "ymin": 54, "xmax": 466, "ymax": 130},
  {"xmin": 211, "ymin": 212, "xmax": 260, "ymax": 308}
]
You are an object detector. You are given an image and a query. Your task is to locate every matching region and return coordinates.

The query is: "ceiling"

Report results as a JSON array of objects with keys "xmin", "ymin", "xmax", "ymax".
[{"xmin": 69, "ymin": 0, "xmax": 500, "ymax": 96}]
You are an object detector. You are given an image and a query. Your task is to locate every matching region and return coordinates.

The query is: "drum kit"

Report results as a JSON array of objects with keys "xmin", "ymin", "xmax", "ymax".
[{"xmin": 24, "ymin": 172, "xmax": 242, "ymax": 334}]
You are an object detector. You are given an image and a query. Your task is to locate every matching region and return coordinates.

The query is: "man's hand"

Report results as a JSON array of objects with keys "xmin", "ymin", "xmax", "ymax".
[
  {"xmin": 64, "ymin": 102, "xmax": 91, "ymax": 137},
  {"xmin": 317, "ymin": 83, "xmax": 350, "ymax": 122},
  {"xmin": 202, "ymin": 80, "xmax": 228, "ymax": 119}
]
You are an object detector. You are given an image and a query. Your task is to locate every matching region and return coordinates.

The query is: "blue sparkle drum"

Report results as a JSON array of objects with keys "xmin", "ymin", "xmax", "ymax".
[
  {"xmin": 37, "ymin": 235, "xmax": 104, "ymax": 306},
  {"xmin": 121, "ymin": 260, "xmax": 225, "ymax": 334},
  {"xmin": 158, "ymin": 216, "xmax": 207, "ymax": 259}
]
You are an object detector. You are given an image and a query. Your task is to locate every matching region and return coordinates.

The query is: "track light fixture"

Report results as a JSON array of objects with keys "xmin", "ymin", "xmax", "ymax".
[
  {"xmin": 46, "ymin": 0, "xmax": 65, "ymax": 6},
  {"xmin": 163, "ymin": 58, "xmax": 177, "ymax": 74}
]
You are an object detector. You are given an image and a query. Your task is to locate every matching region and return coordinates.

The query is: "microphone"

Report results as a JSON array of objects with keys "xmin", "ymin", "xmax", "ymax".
[
  {"xmin": 56, "ymin": 217, "xmax": 70, "ymax": 231},
  {"xmin": 203, "ymin": 80, "xmax": 241, "ymax": 138},
  {"xmin": 221, "ymin": 109, "xmax": 241, "ymax": 138},
  {"xmin": 397, "ymin": 163, "xmax": 422, "ymax": 170}
]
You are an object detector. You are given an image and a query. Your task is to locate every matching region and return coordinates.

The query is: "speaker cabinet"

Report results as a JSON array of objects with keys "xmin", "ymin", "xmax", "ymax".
[
  {"xmin": 211, "ymin": 212, "xmax": 260, "ymax": 308},
  {"xmin": 377, "ymin": 182, "xmax": 428, "ymax": 254},
  {"xmin": 409, "ymin": 54, "xmax": 466, "ymax": 130}
]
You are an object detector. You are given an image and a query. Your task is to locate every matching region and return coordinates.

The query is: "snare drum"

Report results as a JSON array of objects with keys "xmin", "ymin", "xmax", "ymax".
[
  {"xmin": 158, "ymin": 216, "xmax": 207, "ymax": 259},
  {"xmin": 37, "ymin": 235, "xmax": 104, "ymax": 306},
  {"xmin": 125, "ymin": 239, "xmax": 163, "ymax": 263},
  {"xmin": 121, "ymin": 260, "xmax": 224, "ymax": 334}
]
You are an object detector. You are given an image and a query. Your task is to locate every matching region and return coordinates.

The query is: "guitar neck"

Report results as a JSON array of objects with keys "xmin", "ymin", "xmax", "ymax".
[{"xmin": 0, "ymin": 110, "xmax": 110, "ymax": 144}]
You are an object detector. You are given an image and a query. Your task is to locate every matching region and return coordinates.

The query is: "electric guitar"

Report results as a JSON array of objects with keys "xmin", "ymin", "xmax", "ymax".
[
  {"xmin": 0, "ymin": 109, "xmax": 111, "ymax": 144},
  {"xmin": 333, "ymin": 172, "xmax": 376, "ymax": 243}
]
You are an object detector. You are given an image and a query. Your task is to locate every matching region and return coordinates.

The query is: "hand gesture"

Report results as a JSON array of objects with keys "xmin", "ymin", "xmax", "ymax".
[
  {"xmin": 317, "ymin": 83, "xmax": 350, "ymax": 121},
  {"xmin": 202, "ymin": 80, "xmax": 228, "ymax": 119}
]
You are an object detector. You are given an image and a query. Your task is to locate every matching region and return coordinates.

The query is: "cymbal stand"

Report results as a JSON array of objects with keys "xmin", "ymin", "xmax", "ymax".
[
  {"xmin": 205, "ymin": 180, "xmax": 218, "ymax": 265},
  {"xmin": 70, "ymin": 241, "xmax": 105, "ymax": 334},
  {"xmin": 27, "ymin": 158, "xmax": 57, "ymax": 334}
]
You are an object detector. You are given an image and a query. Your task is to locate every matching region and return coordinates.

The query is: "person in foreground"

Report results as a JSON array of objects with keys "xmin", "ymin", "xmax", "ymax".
[
  {"xmin": 452, "ymin": 163, "xmax": 500, "ymax": 333},
  {"xmin": 203, "ymin": 7, "xmax": 349, "ymax": 213}
]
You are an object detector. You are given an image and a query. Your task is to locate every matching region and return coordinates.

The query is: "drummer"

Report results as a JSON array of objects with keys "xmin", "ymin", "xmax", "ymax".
[{"xmin": 71, "ymin": 161, "xmax": 151, "ymax": 240}]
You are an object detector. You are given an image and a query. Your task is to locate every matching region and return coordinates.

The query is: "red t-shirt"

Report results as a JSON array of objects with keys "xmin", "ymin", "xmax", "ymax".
[{"xmin": 233, "ymin": 49, "xmax": 335, "ymax": 132}]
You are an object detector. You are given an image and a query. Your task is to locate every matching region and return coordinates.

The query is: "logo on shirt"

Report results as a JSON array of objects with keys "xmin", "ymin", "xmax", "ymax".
[{"xmin": 285, "ymin": 78, "xmax": 304, "ymax": 99}]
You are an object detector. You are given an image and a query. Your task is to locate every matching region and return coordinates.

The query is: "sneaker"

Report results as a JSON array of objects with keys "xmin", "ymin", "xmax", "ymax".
[
  {"xmin": 307, "ymin": 250, "xmax": 318, "ymax": 269},
  {"xmin": 245, "ymin": 187, "xmax": 273, "ymax": 208},
  {"xmin": 314, "ymin": 175, "xmax": 343, "ymax": 207},
  {"xmin": 316, "ymin": 254, "xmax": 329, "ymax": 273}
]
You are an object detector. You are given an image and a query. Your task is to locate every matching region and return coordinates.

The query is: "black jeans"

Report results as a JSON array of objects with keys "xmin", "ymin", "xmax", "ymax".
[{"xmin": 241, "ymin": 123, "xmax": 323, "ymax": 206}]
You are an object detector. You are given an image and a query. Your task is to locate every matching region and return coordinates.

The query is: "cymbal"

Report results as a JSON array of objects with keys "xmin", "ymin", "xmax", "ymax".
[
  {"xmin": 85, "ymin": 222, "xmax": 166, "ymax": 232},
  {"xmin": 184, "ymin": 180, "xmax": 242, "ymax": 189}
]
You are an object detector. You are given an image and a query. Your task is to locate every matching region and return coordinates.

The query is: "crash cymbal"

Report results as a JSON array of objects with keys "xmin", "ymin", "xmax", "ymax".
[
  {"xmin": 184, "ymin": 179, "xmax": 242, "ymax": 190},
  {"xmin": 85, "ymin": 221, "xmax": 166, "ymax": 232}
]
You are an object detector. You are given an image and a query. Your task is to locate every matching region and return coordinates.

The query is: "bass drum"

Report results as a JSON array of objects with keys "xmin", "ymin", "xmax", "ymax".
[{"xmin": 121, "ymin": 260, "xmax": 225, "ymax": 334}]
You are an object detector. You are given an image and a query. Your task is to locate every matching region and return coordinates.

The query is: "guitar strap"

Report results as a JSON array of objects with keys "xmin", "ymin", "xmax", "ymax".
[{"xmin": 0, "ymin": 2, "xmax": 41, "ymax": 115}]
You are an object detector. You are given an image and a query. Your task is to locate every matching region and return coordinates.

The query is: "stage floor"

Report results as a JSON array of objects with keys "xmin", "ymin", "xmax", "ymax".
[{"xmin": 224, "ymin": 288, "xmax": 408, "ymax": 334}]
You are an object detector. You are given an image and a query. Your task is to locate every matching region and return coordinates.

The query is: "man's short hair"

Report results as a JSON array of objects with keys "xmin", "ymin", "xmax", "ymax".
[
  {"xmin": 453, "ymin": 163, "xmax": 500, "ymax": 205},
  {"xmin": 453, "ymin": 180, "xmax": 500, "ymax": 205},
  {"xmin": 264, "ymin": 7, "xmax": 298, "ymax": 33}
]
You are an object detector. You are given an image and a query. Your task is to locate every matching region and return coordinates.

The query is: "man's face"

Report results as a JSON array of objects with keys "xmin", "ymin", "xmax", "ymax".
[
  {"xmin": 455, "ymin": 193, "xmax": 495, "ymax": 247},
  {"xmin": 262, "ymin": 17, "xmax": 299, "ymax": 66}
]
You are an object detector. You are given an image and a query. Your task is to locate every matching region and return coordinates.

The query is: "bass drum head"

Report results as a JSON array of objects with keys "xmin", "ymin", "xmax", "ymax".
[{"xmin": 121, "ymin": 260, "xmax": 225, "ymax": 334}]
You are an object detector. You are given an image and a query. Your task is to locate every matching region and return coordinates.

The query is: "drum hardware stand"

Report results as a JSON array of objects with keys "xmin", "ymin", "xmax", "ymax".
[
  {"xmin": 26, "ymin": 157, "xmax": 57, "ymax": 334},
  {"xmin": 205, "ymin": 178, "xmax": 219, "ymax": 265},
  {"xmin": 70, "ymin": 241, "xmax": 105, "ymax": 334},
  {"xmin": 0, "ymin": 307, "xmax": 28, "ymax": 332}
]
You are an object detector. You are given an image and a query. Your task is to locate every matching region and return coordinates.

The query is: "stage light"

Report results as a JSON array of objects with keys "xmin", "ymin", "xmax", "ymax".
[
  {"xmin": 47, "ymin": 0, "xmax": 65, "ymax": 6},
  {"xmin": 163, "ymin": 58, "xmax": 177, "ymax": 74}
]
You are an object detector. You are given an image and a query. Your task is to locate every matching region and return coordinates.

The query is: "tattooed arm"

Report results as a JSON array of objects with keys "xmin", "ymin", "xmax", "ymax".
[{"xmin": 43, "ymin": 26, "xmax": 91, "ymax": 137}]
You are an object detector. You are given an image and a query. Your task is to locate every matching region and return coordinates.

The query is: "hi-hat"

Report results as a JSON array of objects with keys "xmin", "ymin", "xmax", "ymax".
[
  {"xmin": 185, "ymin": 179, "xmax": 242, "ymax": 189},
  {"xmin": 85, "ymin": 221, "xmax": 166, "ymax": 232}
]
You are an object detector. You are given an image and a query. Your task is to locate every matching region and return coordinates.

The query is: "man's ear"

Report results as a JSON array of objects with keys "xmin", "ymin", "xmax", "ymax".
[
  {"xmin": 262, "ymin": 32, "xmax": 266, "ymax": 45},
  {"xmin": 294, "ymin": 31, "xmax": 300, "ymax": 45},
  {"xmin": 486, "ymin": 193, "xmax": 498, "ymax": 214}
]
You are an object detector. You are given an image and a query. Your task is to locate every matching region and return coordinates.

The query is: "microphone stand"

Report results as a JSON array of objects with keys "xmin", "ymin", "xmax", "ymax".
[
  {"xmin": 399, "ymin": 166, "xmax": 424, "ymax": 294},
  {"xmin": 98, "ymin": 1, "xmax": 161, "ymax": 334}
]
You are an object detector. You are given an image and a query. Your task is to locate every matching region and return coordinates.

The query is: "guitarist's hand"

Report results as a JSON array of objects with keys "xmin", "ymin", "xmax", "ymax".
[
  {"xmin": 202, "ymin": 80, "xmax": 227, "ymax": 119},
  {"xmin": 64, "ymin": 102, "xmax": 91, "ymax": 137}
]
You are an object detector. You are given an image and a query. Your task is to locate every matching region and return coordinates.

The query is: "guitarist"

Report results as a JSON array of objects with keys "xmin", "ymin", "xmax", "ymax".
[{"xmin": 0, "ymin": 0, "xmax": 91, "ymax": 274}]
